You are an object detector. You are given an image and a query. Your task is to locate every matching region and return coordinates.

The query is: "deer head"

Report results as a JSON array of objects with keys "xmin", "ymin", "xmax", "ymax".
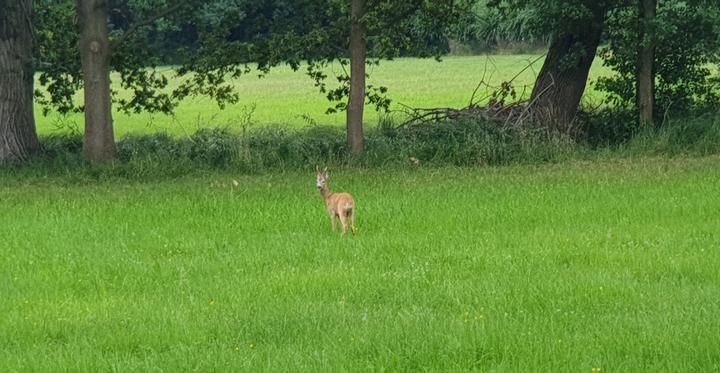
[{"xmin": 316, "ymin": 166, "xmax": 329, "ymax": 189}]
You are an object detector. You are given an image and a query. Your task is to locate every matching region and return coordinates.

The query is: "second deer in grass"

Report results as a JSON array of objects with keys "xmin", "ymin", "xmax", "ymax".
[{"xmin": 316, "ymin": 166, "xmax": 357, "ymax": 237}]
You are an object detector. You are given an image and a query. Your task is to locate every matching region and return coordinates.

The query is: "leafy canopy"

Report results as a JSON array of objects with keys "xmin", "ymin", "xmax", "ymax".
[
  {"xmin": 34, "ymin": 0, "xmax": 474, "ymax": 117},
  {"xmin": 597, "ymin": 0, "xmax": 720, "ymax": 116}
]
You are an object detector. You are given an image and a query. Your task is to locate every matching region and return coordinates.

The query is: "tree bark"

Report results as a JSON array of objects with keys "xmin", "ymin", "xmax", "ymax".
[
  {"xmin": 0, "ymin": 0, "xmax": 40, "ymax": 162},
  {"xmin": 347, "ymin": 0, "xmax": 366, "ymax": 154},
  {"xmin": 637, "ymin": 0, "xmax": 656, "ymax": 127},
  {"xmin": 77, "ymin": 0, "xmax": 116, "ymax": 161},
  {"xmin": 530, "ymin": 8, "xmax": 607, "ymax": 127}
]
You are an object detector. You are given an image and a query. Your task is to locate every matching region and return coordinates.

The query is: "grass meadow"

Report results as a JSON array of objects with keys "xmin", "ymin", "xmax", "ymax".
[
  {"xmin": 34, "ymin": 55, "xmax": 614, "ymax": 137},
  {"xmin": 2, "ymin": 157, "xmax": 720, "ymax": 371}
]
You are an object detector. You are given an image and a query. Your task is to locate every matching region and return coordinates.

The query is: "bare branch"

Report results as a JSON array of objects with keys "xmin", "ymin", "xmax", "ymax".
[{"xmin": 509, "ymin": 73, "xmax": 555, "ymax": 127}]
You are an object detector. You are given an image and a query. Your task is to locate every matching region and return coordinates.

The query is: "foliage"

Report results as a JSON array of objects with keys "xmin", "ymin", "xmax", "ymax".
[
  {"xmin": 188, "ymin": 128, "xmax": 240, "ymax": 167},
  {"xmin": 465, "ymin": 2, "xmax": 546, "ymax": 47},
  {"xmin": 33, "ymin": 0, "xmax": 206, "ymax": 116},
  {"xmin": 180, "ymin": 0, "xmax": 476, "ymax": 114},
  {"xmin": 33, "ymin": 0, "xmax": 80, "ymax": 115},
  {"xmin": 32, "ymin": 0, "xmax": 474, "ymax": 118},
  {"xmin": 480, "ymin": 0, "xmax": 625, "ymax": 47},
  {"xmin": 596, "ymin": 0, "xmax": 720, "ymax": 117},
  {"xmin": 33, "ymin": 55, "xmax": 591, "ymax": 136},
  {"xmin": 377, "ymin": 119, "xmax": 577, "ymax": 166},
  {"xmin": 577, "ymin": 108, "xmax": 640, "ymax": 146},
  {"xmin": 28, "ymin": 116, "xmax": 576, "ymax": 177},
  {"xmin": 576, "ymin": 107, "xmax": 720, "ymax": 151},
  {"xmin": 25, "ymin": 109, "xmax": 720, "ymax": 179},
  {"xmin": 624, "ymin": 113, "xmax": 720, "ymax": 155}
]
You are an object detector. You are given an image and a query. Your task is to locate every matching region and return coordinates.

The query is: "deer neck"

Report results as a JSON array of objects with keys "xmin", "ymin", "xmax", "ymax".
[{"xmin": 319, "ymin": 185, "xmax": 332, "ymax": 201}]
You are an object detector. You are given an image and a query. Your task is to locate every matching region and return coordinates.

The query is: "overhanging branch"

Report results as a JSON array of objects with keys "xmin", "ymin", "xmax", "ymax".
[{"xmin": 111, "ymin": 4, "xmax": 184, "ymax": 48}]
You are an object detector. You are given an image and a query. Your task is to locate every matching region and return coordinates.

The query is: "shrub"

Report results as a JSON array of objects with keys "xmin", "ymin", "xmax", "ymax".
[
  {"xmin": 189, "ymin": 128, "xmax": 240, "ymax": 167},
  {"xmin": 577, "ymin": 108, "xmax": 640, "ymax": 147},
  {"xmin": 596, "ymin": 2, "xmax": 720, "ymax": 117},
  {"xmin": 625, "ymin": 114, "xmax": 720, "ymax": 156},
  {"xmin": 10, "ymin": 110, "xmax": 720, "ymax": 182},
  {"xmin": 117, "ymin": 132, "xmax": 188, "ymax": 162},
  {"xmin": 380, "ymin": 118, "xmax": 576, "ymax": 166}
]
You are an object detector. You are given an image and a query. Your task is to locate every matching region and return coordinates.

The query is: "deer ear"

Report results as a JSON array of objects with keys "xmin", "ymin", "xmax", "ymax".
[{"xmin": 315, "ymin": 165, "xmax": 319, "ymax": 173}]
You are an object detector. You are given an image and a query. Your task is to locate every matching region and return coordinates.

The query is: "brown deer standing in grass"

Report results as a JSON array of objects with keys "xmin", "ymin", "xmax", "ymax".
[{"xmin": 316, "ymin": 166, "xmax": 357, "ymax": 237}]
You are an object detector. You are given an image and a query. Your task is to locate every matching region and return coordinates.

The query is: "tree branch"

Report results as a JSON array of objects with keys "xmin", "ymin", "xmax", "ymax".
[{"xmin": 112, "ymin": 4, "xmax": 183, "ymax": 47}]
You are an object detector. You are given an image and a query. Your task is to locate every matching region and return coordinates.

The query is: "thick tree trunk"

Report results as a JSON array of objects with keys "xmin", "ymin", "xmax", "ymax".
[
  {"xmin": 0, "ymin": 0, "xmax": 40, "ymax": 162},
  {"xmin": 347, "ymin": 0, "xmax": 366, "ymax": 154},
  {"xmin": 77, "ymin": 0, "xmax": 116, "ymax": 161},
  {"xmin": 530, "ymin": 10, "xmax": 607, "ymax": 127},
  {"xmin": 637, "ymin": 0, "xmax": 656, "ymax": 127}
]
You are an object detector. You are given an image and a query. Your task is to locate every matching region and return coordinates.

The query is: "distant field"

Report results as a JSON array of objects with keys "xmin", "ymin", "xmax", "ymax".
[
  {"xmin": 34, "ymin": 55, "xmax": 614, "ymax": 137},
  {"xmin": 1, "ymin": 157, "xmax": 719, "ymax": 370}
]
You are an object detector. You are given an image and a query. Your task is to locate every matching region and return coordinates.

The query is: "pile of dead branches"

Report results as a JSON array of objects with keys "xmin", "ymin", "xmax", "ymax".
[{"xmin": 397, "ymin": 55, "xmax": 552, "ymax": 130}]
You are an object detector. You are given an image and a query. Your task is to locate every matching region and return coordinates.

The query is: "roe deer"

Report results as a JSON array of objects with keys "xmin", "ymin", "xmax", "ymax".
[{"xmin": 316, "ymin": 166, "xmax": 357, "ymax": 237}]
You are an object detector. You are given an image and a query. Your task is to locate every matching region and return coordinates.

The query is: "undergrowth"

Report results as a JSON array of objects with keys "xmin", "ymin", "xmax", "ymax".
[{"xmin": 4, "ymin": 113, "xmax": 720, "ymax": 181}]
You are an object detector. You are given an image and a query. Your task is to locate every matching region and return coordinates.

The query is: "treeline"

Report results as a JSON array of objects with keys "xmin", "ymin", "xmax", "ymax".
[{"xmin": 1, "ymin": 0, "xmax": 719, "ymax": 164}]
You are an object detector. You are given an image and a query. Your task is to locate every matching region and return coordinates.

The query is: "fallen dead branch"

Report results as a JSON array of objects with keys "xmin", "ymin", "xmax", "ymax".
[{"xmin": 397, "ymin": 54, "xmax": 552, "ymax": 130}]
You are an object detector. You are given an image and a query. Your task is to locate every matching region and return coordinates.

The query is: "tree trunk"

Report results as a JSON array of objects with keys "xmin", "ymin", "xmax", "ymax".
[
  {"xmin": 637, "ymin": 0, "xmax": 656, "ymax": 127},
  {"xmin": 0, "ymin": 0, "xmax": 40, "ymax": 162},
  {"xmin": 77, "ymin": 0, "xmax": 116, "ymax": 161},
  {"xmin": 347, "ymin": 0, "xmax": 366, "ymax": 154},
  {"xmin": 530, "ymin": 10, "xmax": 607, "ymax": 127}
]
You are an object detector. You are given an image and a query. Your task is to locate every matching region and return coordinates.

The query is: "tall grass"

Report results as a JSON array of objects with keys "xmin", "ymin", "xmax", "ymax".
[
  {"xmin": 623, "ymin": 114, "xmax": 720, "ymax": 155},
  {"xmin": 1, "ymin": 158, "xmax": 719, "ymax": 370},
  {"xmin": 8, "ymin": 52, "xmax": 720, "ymax": 372},
  {"xmin": 5, "ymin": 116, "xmax": 583, "ymax": 181},
  {"xmin": 15, "ymin": 110, "xmax": 720, "ymax": 181}
]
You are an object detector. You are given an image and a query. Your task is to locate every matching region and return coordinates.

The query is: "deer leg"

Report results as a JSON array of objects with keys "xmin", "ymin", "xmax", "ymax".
[
  {"xmin": 350, "ymin": 211, "xmax": 357, "ymax": 235},
  {"xmin": 338, "ymin": 213, "xmax": 348, "ymax": 237},
  {"xmin": 330, "ymin": 213, "xmax": 337, "ymax": 232}
]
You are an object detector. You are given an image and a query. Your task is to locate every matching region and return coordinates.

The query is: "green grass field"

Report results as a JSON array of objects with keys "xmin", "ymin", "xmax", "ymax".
[
  {"xmin": 2, "ymin": 157, "xmax": 719, "ymax": 371},
  {"xmin": 35, "ymin": 55, "xmax": 614, "ymax": 137}
]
